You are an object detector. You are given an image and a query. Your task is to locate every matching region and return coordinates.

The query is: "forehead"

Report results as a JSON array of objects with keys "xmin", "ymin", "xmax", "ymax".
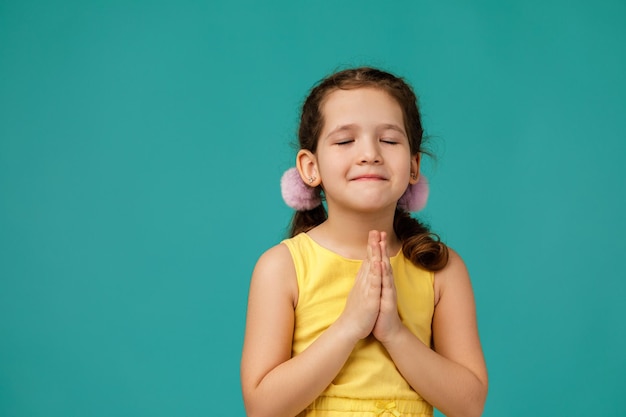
[{"xmin": 320, "ymin": 87, "xmax": 404, "ymax": 130}]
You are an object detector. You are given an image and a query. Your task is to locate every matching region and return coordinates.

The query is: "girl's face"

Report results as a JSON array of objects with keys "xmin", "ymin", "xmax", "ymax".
[{"xmin": 308, "ymin": 87, "xmax": 419, "ymax": 214}]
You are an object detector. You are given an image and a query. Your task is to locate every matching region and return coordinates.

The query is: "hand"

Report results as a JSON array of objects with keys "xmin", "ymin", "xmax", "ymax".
[
  {"xmin": 372, "ymin": 232, "xmax": 404, "ymax": 344},
  {"xmin": 336, "ymin": 230, "xmax": 383, "ymax": 341}
]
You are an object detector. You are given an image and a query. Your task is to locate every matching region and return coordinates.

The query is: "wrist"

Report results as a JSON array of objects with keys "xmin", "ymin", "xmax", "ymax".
[
  {"xmin": 330, "ymin": 316, "xmax": 365, "ymax": 347},
  {"xmin": 379, "ymin": 323, "xmax": 410, "ymax": 351}
]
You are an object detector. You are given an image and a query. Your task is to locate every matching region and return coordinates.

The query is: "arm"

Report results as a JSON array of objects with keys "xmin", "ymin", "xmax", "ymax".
[
  {"xmin": 375, "ymin": 244, "xmax": 488, "ymax": 417},
  {"xmin": 241, "ymin": 236, "xmax": 384, "ymax": 417}
]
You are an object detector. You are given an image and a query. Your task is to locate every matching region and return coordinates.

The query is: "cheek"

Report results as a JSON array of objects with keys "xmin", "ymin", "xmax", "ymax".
[{"xmin": 316, "ymin": 153, "xmax": 341, "ymax": 174}]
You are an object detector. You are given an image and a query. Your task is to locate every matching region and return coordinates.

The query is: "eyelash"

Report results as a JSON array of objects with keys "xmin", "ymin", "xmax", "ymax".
[
  {"xmin": 380, "ymin": 138, "xmax": 398, "ymax": 144},
  {"xmin": 334, "ymin": 138, "xmax": 399, "ymax": 145}
]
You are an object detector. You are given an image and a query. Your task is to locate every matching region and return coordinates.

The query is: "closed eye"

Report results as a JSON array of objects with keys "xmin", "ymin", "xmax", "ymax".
[
  {"xmin": 335, "ymin": 139, "xmax": 354, "ymax": 145},
  {"xmin": 380, "ymin": 138, "xmax": 399, "ymax": 144}
]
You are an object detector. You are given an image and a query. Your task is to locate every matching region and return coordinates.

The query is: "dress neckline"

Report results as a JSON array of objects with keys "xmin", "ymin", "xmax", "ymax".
[{"xmin": 300, "ymin": 232, "xmax": 403, "ymax": 263}]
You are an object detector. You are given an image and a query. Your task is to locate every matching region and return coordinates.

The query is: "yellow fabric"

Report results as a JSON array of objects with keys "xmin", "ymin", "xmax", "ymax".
[{"xmin": 282, "ymin": 233, "xmax": 435, "ymax": 417}]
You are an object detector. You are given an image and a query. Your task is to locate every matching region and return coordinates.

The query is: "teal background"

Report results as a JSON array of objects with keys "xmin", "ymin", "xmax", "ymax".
[{"xmin": 1, "ymin": 1, "xmax": 625, "ymax": 416}]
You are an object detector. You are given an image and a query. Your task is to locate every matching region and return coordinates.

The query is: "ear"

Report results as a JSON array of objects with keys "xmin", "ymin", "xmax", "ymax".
[
  {"xmin": 296, "ymin": 149, "xmax": 321, "ymax": 187},
  {"xmin": 409, "ymin": 153, "xmax": 421, "ymax": 184}
]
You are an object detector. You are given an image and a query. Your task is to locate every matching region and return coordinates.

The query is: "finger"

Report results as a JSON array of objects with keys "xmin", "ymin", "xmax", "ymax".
[
  {"xmin": 369, "ymin": 230, "xmax": 381, "ymax": 262},
  {"xmin": 362, "ymin": 231, "xmax": 380, "ymax": 274},
  {"xmin": 379, "ymin": 233, "xmax": 388, "ymax": 262},
  {"xmin": 381, "ymin": 257, "xmax": 394, "ymax": 289},
  {"xmin": 379, "ymin": 231, "xmax": 389, "ymax": 258},
  {"xmin": 379, "ymin": 234, "xmax": 390, "ymax": 274},
  {"xmin": 378, "ymin": 237, "xmax": 395, "ymax": 291},
  {"xmin": 362, "ymin": 234, "xmax": 381, "ymax": 296}
]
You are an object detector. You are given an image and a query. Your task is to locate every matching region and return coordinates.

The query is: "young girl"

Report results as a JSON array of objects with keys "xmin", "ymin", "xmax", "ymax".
[{"xmin": 240, "ymin": 67, "xmax": 488, "ymax": 417}]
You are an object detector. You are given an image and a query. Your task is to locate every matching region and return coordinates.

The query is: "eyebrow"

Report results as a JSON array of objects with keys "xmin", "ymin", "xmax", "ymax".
[
  {"xmin": 378, "ymin": 123, "xmax": 407, "ymax": 136},
  {"xmin": 324, "ymin": 124, "xmax": 357, "ymax": 139},
  {"xmin": 324, "ymin": 123, "xmax": 406, "ymax": 139}
]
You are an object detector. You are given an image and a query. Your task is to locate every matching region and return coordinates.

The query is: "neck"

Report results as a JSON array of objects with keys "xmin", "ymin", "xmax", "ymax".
[{"xmin": 309, "ymin": 205, "xmax": 400, "ymax": 260}]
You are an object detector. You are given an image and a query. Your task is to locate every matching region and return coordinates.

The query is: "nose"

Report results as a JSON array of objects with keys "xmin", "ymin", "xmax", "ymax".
[{"xmin": 358, "ymin": 139, "xmax": 382, "ymax": 165}]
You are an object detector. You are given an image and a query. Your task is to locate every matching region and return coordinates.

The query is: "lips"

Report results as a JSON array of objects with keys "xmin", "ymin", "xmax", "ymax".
[{"xmin": 351, "ymin": 174, "xmax": 387, "ymax": 181}]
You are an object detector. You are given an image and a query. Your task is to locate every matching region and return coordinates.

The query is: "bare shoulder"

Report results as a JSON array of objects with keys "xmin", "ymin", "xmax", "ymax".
[
  {"xmin": 435, "ymin": 247, "xmax": 468, "ymax": 280},
  {"xmin": 250, "ymin": 242, "xmax": 298, "ymax": 306},
  {"xmin": 433, "ymin": 246, "xmax": 476, "ymax": 316},
  {"xmin": 253, "ymin": 242, "xmax": 296, "ymax": 277},
  {"xmin": 433, "ymin": 247, "xmax": 470, "ymax": 304}
]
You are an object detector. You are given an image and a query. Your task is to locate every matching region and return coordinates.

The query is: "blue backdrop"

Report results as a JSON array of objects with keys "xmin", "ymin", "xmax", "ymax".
[{"xmin": 1, "ymin": 1, "xmax": 625, "ymax": 416}]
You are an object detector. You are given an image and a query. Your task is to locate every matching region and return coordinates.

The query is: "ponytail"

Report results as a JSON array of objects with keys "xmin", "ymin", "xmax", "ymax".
[
  {"xmin": 393, "ymin": 209, "xmax": 449, "ymax": 271},
  {"xmin": 288, "ymin": 205, "xmax": 327, "ymax": 237}
]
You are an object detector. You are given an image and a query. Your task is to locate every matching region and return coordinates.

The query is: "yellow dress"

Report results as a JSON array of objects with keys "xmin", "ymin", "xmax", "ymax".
[{"xmin": 282, "ymin": 233, "xmax": 435, "ymax": 417}]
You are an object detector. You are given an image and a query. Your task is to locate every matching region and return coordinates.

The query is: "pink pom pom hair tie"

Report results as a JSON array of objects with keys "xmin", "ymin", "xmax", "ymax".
[
  {"xmin": 280, "ymin": 167, "xmax": 322, "ymax": 211},
  {"xmin": 280, "ymin": 167, "xmax": 429, "ymax": 212},
  {"xmin": 397, "ymin": 174, "xmax": 429, "ymax": 212}
]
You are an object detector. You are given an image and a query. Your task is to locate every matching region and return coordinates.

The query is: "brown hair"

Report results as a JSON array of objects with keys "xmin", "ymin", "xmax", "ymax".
[{"xmin": 288, "ymin": 67, "xmax": 448, "ymax": 271}]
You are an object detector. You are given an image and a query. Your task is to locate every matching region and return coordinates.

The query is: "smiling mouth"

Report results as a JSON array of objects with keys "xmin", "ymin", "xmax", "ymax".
[{"xmin": 352, "ymin": 175, "xmax": 387, "ymax": 181}]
